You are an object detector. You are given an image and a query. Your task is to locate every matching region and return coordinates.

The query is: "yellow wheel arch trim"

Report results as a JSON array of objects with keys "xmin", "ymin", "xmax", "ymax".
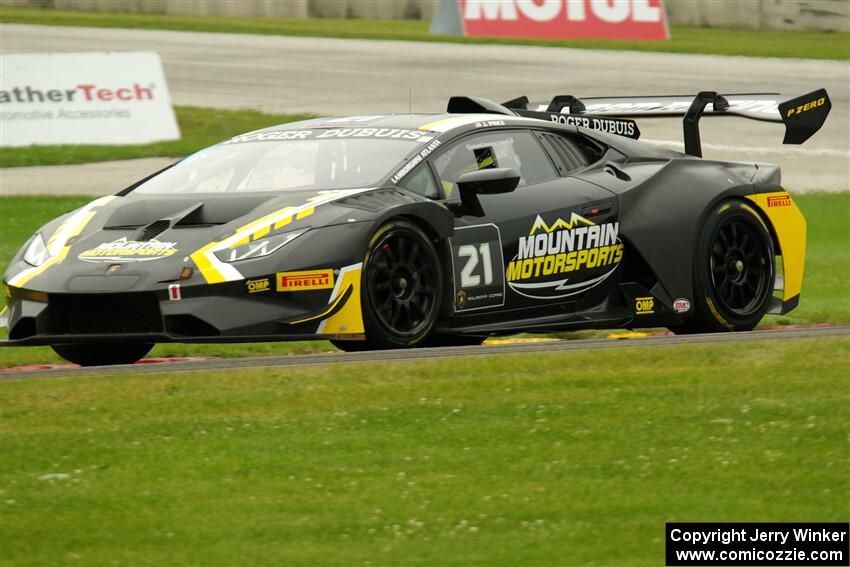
[
  {"xmin": 746, "ymin": 191, "xmax": 806, "ymax": 301},
  {"xmin": 7, "ymin": 196, "xmax": 115, "ymax": 288},
  {"xmin": 317, "ymin": 263, "xmax": 364, "ymax": 335}
]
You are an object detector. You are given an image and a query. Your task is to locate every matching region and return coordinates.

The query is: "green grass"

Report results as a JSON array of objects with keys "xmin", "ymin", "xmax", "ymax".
[
  {"xmin": 2, "ymin": 6, "xmax": 848, "ymax": 61},
  {"xmin": 0, "ymin": 106, "xmax": 314, "ymax": 168},
  {"xmin": 0, "ymin": 192, "xmax": 847, "ymax": 368},
  {"xmin": 1, "ymin": 338, "xmax": 848, "ymax": 565}
]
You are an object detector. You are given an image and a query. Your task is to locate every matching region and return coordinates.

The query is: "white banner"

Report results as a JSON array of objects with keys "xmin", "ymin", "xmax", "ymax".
[{"xmin": 0, "ymin": 52, "xmax": 180, "ymax": 147}]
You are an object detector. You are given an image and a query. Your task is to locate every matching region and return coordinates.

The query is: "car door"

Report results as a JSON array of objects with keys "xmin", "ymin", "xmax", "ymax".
[{"xmin": 427, "ymin": 128, "xmax": 621, "ymax": 320}]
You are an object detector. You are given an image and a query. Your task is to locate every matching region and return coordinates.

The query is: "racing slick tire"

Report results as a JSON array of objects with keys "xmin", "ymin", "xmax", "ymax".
[
  {"xmin": 356, "ymin": 220, "xmax": 443, "ymax": 350},
  {"xmin": 671, "ymin": 199, "xmax": 775, "ymax": 334},
  {"xmin": 51, "ymin": 343, "xmax": 154, "ymax": 367}
]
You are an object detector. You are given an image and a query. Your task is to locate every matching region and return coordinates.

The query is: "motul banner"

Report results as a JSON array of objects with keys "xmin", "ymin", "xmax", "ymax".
[{"xmin": 430, "ymin": 0, "xmax": 669, "ymax": 41}]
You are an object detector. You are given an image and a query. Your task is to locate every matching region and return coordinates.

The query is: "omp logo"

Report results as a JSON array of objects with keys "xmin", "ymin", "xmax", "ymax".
[
  {"xmin": 0, "ymin": 83, "xmax": 155, "ymax": 104},
  {"xmin": 636, "ymin": 296, "xmax": 655, "ymax": 314},
  {"xmin": 786, "ymin": 97, "xmax": 826, "ymax": 117},
  {"xmin": 767, "ymin": 195, "xmax": 792, "ymax": 208},
  {"xmin": 463, "ymin": 0, "xmax": 663, "ymax": 23},
  {"xmin": 277, "ymin": 270, "xmax": 334, "ymax": 292},
  {"xmin": 246, "ymin": 278, "xmax": 271, "ymax": 293}
]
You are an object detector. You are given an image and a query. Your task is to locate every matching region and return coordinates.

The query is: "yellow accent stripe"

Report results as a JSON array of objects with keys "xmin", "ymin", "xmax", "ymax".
[
  {"xmin": 288, "ymin": 284, "xmax": 351, "ymax": 325},
  {"xmin": 418, "ymin": 117, "xmax": 462, "ymax": 132},
  {"xmin": 189, "ymin": 242, "xmax": 227, "ymax": 284},
  {"xmin": 296, "ymin": 207, "xmax": 314, "ymax": 220},
  {"xmin": 190, "ymin": 191, "xmax": 368, "ymax": 284},
  {"xmin": 191, "ymin": 206, "xmax": 297, "ymax": 284},
  {"xmin": 241, "ymin": 207, "xmax": 293, "ymax": 237},
  {"xmin": 8, "ymin": 197, "xmax": 113, "ymax": 288},
  {"xmin": 46, "ymin": 217, "xmax": 72, "ymax": 248},
  {"xmin": 317, "ymin": 264, "xmax": 364, "ymax": 335},
  {"xmin": 419, "ymin": 114, "xmax": 525, "ymax": 133}
]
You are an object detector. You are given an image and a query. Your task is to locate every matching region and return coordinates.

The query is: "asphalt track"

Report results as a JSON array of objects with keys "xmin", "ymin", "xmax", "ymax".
[
  {"xmin": 3, "ymin": 326, "xmax": 847, "ymax": 381},
  {"xmin": 1, "ymin": 24, "xmax": 848, "ymax": 192}
]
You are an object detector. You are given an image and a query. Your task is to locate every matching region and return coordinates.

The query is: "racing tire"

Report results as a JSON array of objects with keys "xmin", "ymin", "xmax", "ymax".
[
  {"xmin": 671, "ymin": 199, "xmax": 775, "ymax": 334},
  {"xmin": 359, "ymin": 220, "xmax": 443, "ymax": 349},
  {"xmin": 51, "ymin": 343, "xmax": 154, "ymax": 367}
]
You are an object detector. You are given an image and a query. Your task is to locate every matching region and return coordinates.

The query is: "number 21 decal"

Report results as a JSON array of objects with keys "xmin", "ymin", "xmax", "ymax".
[
  {"xmin": 450, "ymin": 224, "xmax": 505, "ymax": 311},
  {"xmin": 458, "ymin": 243, "xmax": 493, "ymax": 287}
]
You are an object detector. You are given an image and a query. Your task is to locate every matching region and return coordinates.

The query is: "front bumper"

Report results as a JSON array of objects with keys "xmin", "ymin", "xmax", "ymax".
[{"xmin": 1, "ymin": 272, "xmax": 364, "ymax": 346}]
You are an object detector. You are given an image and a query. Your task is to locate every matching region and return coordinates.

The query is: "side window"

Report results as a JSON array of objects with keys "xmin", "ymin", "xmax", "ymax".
[
  {"xmin": 432, "ymin": 130, "xmax": 558, "ymax": 198},
  {"xmin": 398, "ymin": 164, "xmax": 440, "ymax": 200},
  {"xmin": 539, "ymin": 133, "xmax": 598, "ymax": 175}
]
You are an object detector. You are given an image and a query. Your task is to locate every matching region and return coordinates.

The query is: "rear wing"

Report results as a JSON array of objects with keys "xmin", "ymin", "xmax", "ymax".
[{"xmin": 447, "ymin": 89, "xmax": 831, "ymax": 157}]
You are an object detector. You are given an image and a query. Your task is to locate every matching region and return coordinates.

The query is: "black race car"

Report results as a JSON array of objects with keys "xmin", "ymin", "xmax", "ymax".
[{"xmin": 1, "ymin": 89, "xmax": 830, "ymax": 365}]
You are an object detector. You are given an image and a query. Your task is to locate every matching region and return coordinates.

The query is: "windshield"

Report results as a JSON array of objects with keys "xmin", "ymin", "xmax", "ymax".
[{"xmin": 133, "ymin": 137, "xmax": 421, "ymax": 194}]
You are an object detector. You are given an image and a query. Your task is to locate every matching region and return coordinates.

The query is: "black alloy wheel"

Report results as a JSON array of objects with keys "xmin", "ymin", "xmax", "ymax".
[
  {"xmin": 334, "ymin": 220, "xmax": 442, "ymax": 351},
  {"xmin": 709, "ymin": 216, "xmax": 773, "ymax": 317},
  {"xmin": 671, "ymin": 199, "xmax": 775, "ymax": 334}
]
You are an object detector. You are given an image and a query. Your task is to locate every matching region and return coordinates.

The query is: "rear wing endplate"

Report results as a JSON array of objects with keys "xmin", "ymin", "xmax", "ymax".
[{"xmin": 447, "ymin": 89, "xmax": 831, "ymax": 157}]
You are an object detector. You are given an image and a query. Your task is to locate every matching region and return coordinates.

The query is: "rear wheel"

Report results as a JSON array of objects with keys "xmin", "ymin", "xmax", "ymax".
[
  {"xmin": 357, "ymin": 220, "xmax": 442, "ymax": 349},
  {"xmin": 672, "ymin": 199, "xmax": 775, "ymax": 334},
  {"xmin": 51, "ymin": 343, "xmax": 154, "ymax": 367}
]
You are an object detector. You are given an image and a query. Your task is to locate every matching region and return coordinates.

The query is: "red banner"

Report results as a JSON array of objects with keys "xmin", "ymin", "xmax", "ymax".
[{"xmin": 456, "ymin": 0, "xmax": 669, "ymax": 41}]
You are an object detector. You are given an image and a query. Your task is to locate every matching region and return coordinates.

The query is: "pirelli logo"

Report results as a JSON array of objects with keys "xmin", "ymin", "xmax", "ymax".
[
  {"xmin": 277, "ymin": 269, "xmax": 334, "ymax": 292},
  {"xmin": 767, "ymin": 195, "xmax": 792, "ymax": 208}
]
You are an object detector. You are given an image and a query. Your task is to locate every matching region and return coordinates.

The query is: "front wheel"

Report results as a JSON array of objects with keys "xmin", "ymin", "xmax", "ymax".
[
  {"xmin": 672, "ymin": 199, "xmax": 775, "ymax": 334},
  {"xmin": 359, "ymin": 220, "xmax": 443, "ymax": 349},
  {"xmin": 51, "ymin": 343, "xmax": 154, "ymax": 367}
]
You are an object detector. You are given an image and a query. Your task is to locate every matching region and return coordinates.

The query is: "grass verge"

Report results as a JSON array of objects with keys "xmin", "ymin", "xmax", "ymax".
[
  {"xmin": 1, "ymin": 7, "xmax": 848, "ymax": 61},
  {"xmin": 0, "ymin": 192, "xmax": 847, "ymax": 368},
  {"xmin": 0, "ymin": 106, "xmax": 313, "ymax": 168},
  {"xmin": 1, "ymin": 338, "xmax": 848, "ymax": 565}
]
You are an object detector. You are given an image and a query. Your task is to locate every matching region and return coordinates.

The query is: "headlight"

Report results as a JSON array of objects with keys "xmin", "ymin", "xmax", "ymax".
[
  {"xmin": 214, "ymin": 230, "xmax": 304, "ymax": 263},
  {"xmin": 23, "ymin": 233, "xmax": 52, "ymax": 267}
]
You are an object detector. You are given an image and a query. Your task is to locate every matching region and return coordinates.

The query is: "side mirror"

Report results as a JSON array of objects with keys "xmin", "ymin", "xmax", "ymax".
[
  {"xmin": 456, "ymin": 167, "xmax": 521, "ymax": 195},
  {"xmin": 454, "ymin": 168, "xmax": 520, "ymax": 217}
]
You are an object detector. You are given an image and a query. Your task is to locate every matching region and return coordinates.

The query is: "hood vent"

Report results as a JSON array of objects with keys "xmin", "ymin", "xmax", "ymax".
[
  {"xmin": 104, "ymin": 197, "xmax": 270, "ymax": 229},
  {"xmin": 134, "ymin": 203, "xmax": 205, "ymax": 241},
  {"xmin": 138, "ymin": 219, "xmax": 171, "ymax": 241}
]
